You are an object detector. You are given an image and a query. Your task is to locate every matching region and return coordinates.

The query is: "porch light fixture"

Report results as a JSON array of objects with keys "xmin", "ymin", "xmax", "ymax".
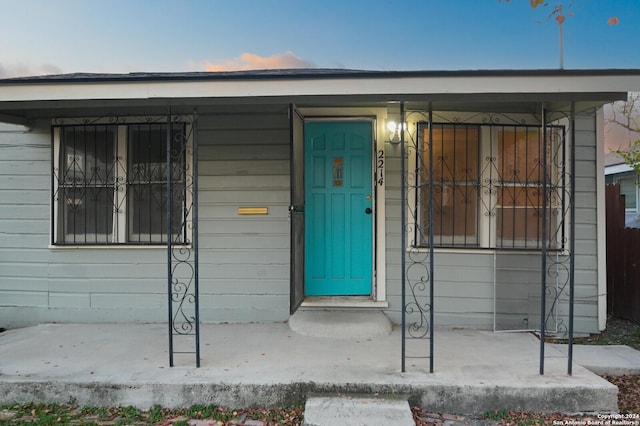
[{"xmin": 386, "ymin": 120, "xmax": 406, "ymax": 144}]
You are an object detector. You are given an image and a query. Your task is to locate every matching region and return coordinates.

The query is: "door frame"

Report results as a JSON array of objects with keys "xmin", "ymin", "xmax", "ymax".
[{"xmin": 294, "ymin": 107, "xmax": 388, "ymax": 307}]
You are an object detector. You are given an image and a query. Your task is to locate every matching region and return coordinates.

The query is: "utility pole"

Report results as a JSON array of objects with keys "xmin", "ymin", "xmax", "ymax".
[{"xmin": 559, "ymin": 19, "xmax": 564, "ymax": 69}]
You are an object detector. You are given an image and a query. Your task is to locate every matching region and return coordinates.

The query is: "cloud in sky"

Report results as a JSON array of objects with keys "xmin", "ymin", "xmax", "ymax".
[
  {"xmin": 201, "ymin": 51, "xmax": 315, "ymax": 72},
  {"xmin": 0, "ymin": 62, "xmax": 63, "ymax": 79}
]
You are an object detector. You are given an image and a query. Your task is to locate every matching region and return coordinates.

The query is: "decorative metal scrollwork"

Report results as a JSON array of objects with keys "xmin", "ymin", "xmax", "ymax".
[
  {"xmin": 401, "ymin": 107, "xmax": 434, "ymax": 372},
  {"xmin": 399, "ymin": 106, "xmax": 576, "ymax": 375},
  {"xmin": 50, "ymin": 113, "xmax": 200, "ymax": 366},
  {"xmin": 167, "ymin": 113, "xmax": 200, "ymax": 368},
  {"xmin": 405, "ymin": 248, "xmax": 432, "ymax": 339},
  {"xmin": 541, "ymin": 117, "xmax": 573, "ymax": 338}
]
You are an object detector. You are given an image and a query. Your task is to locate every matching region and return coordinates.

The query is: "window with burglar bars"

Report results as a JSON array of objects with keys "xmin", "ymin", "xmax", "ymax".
[
  {"xmin": 52, "ymin": 121, "xmax": 189, "ymax": 245},
  {"xmin": 418, "ymin": 122, "xmax": 565, "ymax": 250}
]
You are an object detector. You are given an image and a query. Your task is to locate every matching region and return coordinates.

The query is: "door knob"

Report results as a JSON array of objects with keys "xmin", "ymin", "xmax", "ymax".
[{"xmin": 365, "ymin": 208, "xmax": 372, "ymax": 214}]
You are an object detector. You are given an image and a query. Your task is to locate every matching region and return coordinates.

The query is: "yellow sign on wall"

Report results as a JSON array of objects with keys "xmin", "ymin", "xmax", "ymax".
[{"xmin": 237, "ymin": 207, "xmax": 269, "ymax": 215}]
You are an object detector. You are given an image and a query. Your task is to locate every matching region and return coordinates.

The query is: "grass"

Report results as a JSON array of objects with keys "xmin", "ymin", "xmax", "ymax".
[
  {"xmin": 0, "ymin": 403, "xmax": 305, "ymax": 425},
  {"xmin": 573, "ymin": 328, "xmax": 640, "ymax": 350},
  {"xmin": 0, "ymin": 403, "xmax": 148, "ymax": 425},
  {"xmin": 550, "ymin": 316, "xmax": 640, "ymax": 351},
  {"xmin": 482, "ymin": 409, "xmax": 512, "ymax": 421}
]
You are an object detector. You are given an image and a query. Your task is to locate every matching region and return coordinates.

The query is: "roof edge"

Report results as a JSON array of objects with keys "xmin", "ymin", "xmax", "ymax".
[{"xmin": 3, "ymin": 68, "xmax": 640, "ymax": 84}]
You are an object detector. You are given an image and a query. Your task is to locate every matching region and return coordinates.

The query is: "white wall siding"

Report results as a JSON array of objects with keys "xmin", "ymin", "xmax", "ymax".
[
  {"xmin": 0, "ymin": 124, "xmax": 52, "ymax": 325},
  {"xmin": 0, "ymin": 108, "xmax": 292, "ymax": 327},
  {"xmin": 567, "ymin": 110, "xmax": 600, "ymax": 334},
  {"xmin": 197, "ymin": 108, "xmax": 291, "ymax": 322}
]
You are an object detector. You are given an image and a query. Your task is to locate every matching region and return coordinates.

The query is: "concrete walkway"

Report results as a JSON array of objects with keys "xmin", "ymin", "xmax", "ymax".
[
  {"xmin": 550, "ymin": 343, "xmax": 640, "ymax": 375},
  {"xmin": 0, "ymin": 323, "xmax": 635, "ymax": 415}
]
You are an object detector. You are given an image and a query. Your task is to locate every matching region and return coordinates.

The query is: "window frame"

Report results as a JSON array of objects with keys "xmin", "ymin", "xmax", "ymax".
[
  {"xmin": 51, "ymin": 116, "xmax": 193, "ymax": 246},
  {"xmin": 615, "ymin": 173, "xmax": 639, "ymax": 213},
  {"xmin": 409, "ymin": 114, "xmax": 567, "ymax": 252}
]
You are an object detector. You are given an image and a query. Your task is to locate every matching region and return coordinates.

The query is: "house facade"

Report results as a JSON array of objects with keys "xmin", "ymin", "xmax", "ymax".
[
  {"xmin": 603, "ymin": 100, "xmax": 640, "ymax": 228},
  {"xmin": 1, "ymin": 69, "xmax": 639, "ymax": 352}
]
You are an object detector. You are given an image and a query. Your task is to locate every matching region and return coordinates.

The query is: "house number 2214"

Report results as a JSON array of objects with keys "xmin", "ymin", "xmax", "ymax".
[{"xmin": 377, "ymin": 150, "xmax": 384, "ymax": 186}]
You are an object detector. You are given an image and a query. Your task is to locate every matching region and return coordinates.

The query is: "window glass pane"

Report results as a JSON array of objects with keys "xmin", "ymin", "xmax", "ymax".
[
  {"xmin": 496, "ymin": 186, "xmax": 544, "ymax": 248},
  {"xmin": 426, "ymin": 126, "xmax": 479, "ymax": 180},
  {"xmin": 619, "ymin": 176, "xmax": 637, "ymax": 210},
  {"xmin": 496, "ymin": 127, "xmax": 550, "ymax": 248},
  {"xmin": 128, "ymin": 183, "xmax": 166, "ymax": 243},
  {"xmin": 497, "ymin": 128, "xmax": 546, "ymax": 184},
  {"xmin": 128, "ymin": 125, "xmax": 167, "ymax": 181},
  {"xmin": 431, "ymin": 184, "xmax": 478, "ymax": 240},
  {"xmin": 422, "ymin": 124, "xmax": 479, "ymax": 247},
  {"xmin": 58, "ymin": 126, "xmax": 116, "ymax": 244},
  {"xmin": 62, "ymin": 126, "xmax": 115, "ymax": 184},
  {"xmin": 127, "ymin": 123, "xmax": 186, "ymax": 243},
  {"xmin": 61, "ymin": 184, "xmax": 114, "ymax": 244}
]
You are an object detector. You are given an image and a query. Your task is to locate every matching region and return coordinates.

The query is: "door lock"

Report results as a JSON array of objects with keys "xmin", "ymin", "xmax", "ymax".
[{"xmin": 365, "ymin": 207, "xmax": 372, "ymax": 215}]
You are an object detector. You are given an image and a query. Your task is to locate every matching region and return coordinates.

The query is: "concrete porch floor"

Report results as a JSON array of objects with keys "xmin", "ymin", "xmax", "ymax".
[{"xmin": 0, "ymin": 322, "xmax": 628, "ymax": 415}]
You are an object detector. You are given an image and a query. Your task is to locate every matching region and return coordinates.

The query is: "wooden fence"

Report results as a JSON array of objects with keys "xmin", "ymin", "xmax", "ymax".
[{"xmin": 606, "ymin": 183, "xmax": 640, "ymax": 324}]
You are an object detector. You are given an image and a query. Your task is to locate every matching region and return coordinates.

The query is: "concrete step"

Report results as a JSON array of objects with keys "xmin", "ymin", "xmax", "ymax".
[
  {"xmin": 303, "ymin": 396, "xmax": 415, "ymax": 426},
  {"xmin": 289, "ymin": 310, "xmax": 392, "ymax": 339}
]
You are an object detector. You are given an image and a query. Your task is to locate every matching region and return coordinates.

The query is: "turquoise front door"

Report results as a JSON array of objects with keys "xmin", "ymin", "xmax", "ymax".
[{"xmin": 304, "ymin": 121, "xmax": 373, "ymax": 296}]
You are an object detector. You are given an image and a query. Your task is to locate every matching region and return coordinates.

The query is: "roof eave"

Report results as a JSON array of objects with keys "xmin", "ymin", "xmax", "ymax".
[
  {"xmin": 0, "ymin": 71, "xmax": 638, "ymax": 104},
  {"xmin": 2, "ymin": 68, "xmax": 640, "ymax": 84}
]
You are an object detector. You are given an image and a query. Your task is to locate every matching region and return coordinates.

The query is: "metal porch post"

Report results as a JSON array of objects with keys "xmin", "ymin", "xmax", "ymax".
[
  {"xmin": 428, "ymin": 104, "xmax": 434, "ymax": 374},
  {"xmin": 401, "ymin": 102, "xmax": 407, "ymax": 373},
  {"xmin": 167, "ymin": 110, "xmax": 174, "ymax": 367},
  {"xmin": 401, "ymin": 102, "xmax": 434, "ymax": 373},
  {"xmin": 568, "ymin": 102, "xmax": 576, "ymax": 375},
  {"xmin": 540, "ymin": 103, "xmax": 548, "ymax": 375},
  {"xmin": 538, "ymin": 103, "xmax": 576, "ymax": 375},
  {"xmin": 167, "ymin": 110, "xmax": 200, "ymax": 367}
]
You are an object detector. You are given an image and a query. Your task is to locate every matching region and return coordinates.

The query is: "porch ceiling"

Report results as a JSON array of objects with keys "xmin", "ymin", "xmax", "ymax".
[{"xmin": 0, "ymin": 94, "xmax": 626, "ymax": 127}]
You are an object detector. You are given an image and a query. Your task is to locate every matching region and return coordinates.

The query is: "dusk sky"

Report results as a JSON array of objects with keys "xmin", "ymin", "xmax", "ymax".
[{"xmin": 0, "ymin": 0, "xmax": 639, "ymax": 78}]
